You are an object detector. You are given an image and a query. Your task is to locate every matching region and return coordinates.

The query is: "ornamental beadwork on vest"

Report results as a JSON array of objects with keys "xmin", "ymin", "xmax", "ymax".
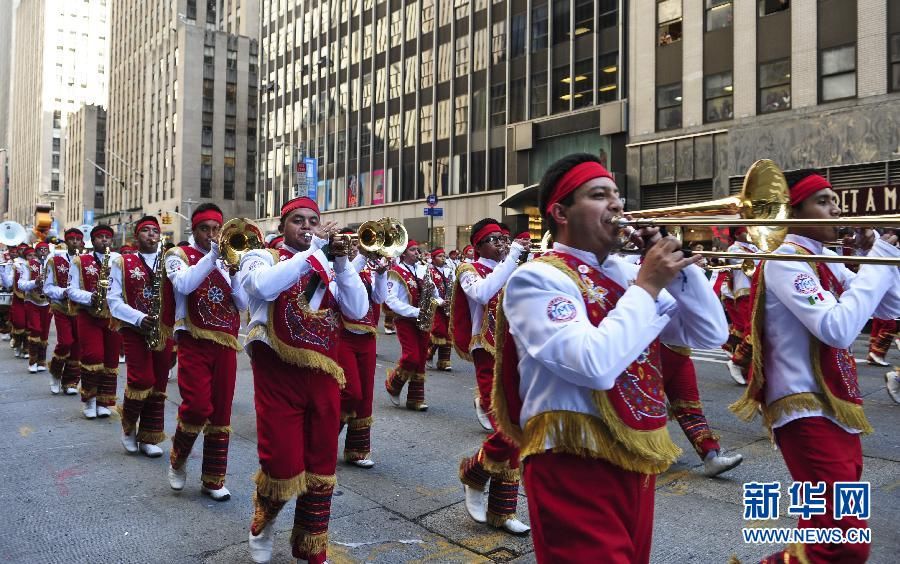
[
  {"xmin": 278, "ymin": 270, "xmax": 340, "ymax": 349},
  {"xmin": 122, "ymin": 255, "xmax": 153, "ymax": 314},
  {"xmin": 179, "ymin": 247, "xmax": 239, "ymax": 334}
]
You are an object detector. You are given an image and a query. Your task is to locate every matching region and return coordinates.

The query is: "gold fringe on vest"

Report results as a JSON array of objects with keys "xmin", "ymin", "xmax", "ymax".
[
  {"xmin": 263, "ymin": 304, "xmax": 346, "ymax": 388},
  {"xmin": 253, "ymin": 468, "xmax": 307, "ymax": 502},
  {"xmin": 489, "ymin": 304, "xmax": 525, "ymax": 446},
  {"xmin": 342, "ymin": 321, "xmax": 377, "ymax": 335}
]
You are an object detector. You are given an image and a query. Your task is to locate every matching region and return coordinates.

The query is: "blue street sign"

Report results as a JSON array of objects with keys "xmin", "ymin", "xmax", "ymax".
[
  {"xmin": 426, "ymin": 194, "xmax": 438, "ymax": 207},
  {"xmin": 424, "ymin": 207, "xmax": 443, "ymax": 217},
  {"xmin": 83, "ymin": 210, "xmax": 94, "ymax": 224},
  {"xmin": 304, "ymin": 157, "xmax": 318, "ymax": 201}
]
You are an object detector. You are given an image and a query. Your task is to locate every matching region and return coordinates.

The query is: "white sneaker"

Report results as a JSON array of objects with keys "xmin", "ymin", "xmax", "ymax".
[
  {"xmin": 726, "ymin": 360, "xmax": 747, "ymax": 385},
  {"xmin": 387, "ymin": 388, "xmax": 401, "ymax": 407},
  {"xmin": 201, "ymin": 485, "xmax": 231, "ymax": 501},
  {"xmin": 886, "ymin": 371, "xmax": 900, "ymax": 404},
  {"xmin": 65, "ymin": 386, "xmax": 78, "ymax": 396},
  {"xmin": 383, "ymin": 328, "xmax": 395, "ymax": 335},
  {"xmin": 83, "ymin": 398, "xmax": 97, "ymax": 419},
  {"xmin": 249, "ymin": 523, "xmax": 275, "ymax": 563},
  {"xmin": 121, "ymin": 431, "xmax": 138, "ymax": 453},
  {"xmin": 443, "ymin": 365, "xmax": 453, "ymax": 372},
  {"xmin": 36, "ymin": 364, "xmax": 46, "ymax": 372},
  {"xmin": 496, "ymin": 517, "xmax": 531, "ymax": 536},
  {"xmin": 118, "ymin": 354, "xmax": 125, "ymax": 363},
  {"xmin": 1, "ymin": 333, "xmax": 9, "ymax": 341},
  {"xmin": 167, "ymin": 465, "xmax": 186, "ymax": 490},
  {"xmin": 703, "ymin": 450, "xmax": 744, "ymax": 477},
  {"xmin": 474, "ymin": 398, "xmax": 493, "ymax": 432},
  {"xmin": 96, "ymin": 405, "xmax": 111, "ymax": 418},
  {"xmin": 28, "ymin": 363, "xmax": 38, "ymax": 373},
  {"xmin": 463, "ymin": 484, "xmax": 487, "ymax": 523},
  {"xmin": 50, "ymin": 376, "xmax": 61, "ymax": 395},
  {"xmin": 895, "ymin": 338, "xmax": 900, "ymax": 353},
  {"xmin": 139, "ymin": 443, "xmax": 163, "ymax": 458},
  {"xmin": 867, "ymin": 352, "xmax": 890, "ymax": 367},
  {"xmin": 350, "ymin": 458, "xmax": 375, "ymax": 469}
]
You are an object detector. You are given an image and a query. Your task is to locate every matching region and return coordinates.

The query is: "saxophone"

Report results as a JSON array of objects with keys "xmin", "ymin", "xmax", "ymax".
[
  {"xmin": 145, "ymin": 242, "xmax": 165, "ymax": 350},
  {"xmin": 91, "ymin": 248, "xmax": 112, "ymax": 316},
  {"xmin": 415, "ymin": 260, "xmax": 438, "ymax": 332}
]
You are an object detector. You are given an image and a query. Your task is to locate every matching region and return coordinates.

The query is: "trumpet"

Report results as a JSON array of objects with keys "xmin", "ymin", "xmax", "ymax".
[
  {"xmin": 331, "ymin": 218, "xmax": 409, "ymax": 260},
  {"xmin": 611, "ymin": 159, "xmax": 900, "ymax": 269},
  {"xmin": 219, "ymin": 218, "xmax": 264, "ymax": 269}
]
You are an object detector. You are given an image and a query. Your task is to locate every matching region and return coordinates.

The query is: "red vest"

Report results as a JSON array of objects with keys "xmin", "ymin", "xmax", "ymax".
[
  {"xmin": 50, "ymin": 255, "xmax": 74, "ymax": 314},
  {"xmin": 262, "ymin": 248, "xmax": 344, "ymax": 386},
  {"xmin": 388, "ymin": 263, "xmax": 421, "ymax": 306},
  {"xmin": 74, "ymin": 253, "xmax": 111, "ymax": 319},
  {"xmin": 493, "ymin": 251, "xmax": 679, "ymax": 475},
  {"xmin": 450, "ymin": 261, "xmax": 499, "ymax": 360},
  {"xmin": 168, "ymin": 246, "xmax": 241, "ymax": 350},
  {"xmin": 12, "ymin": 260, "xmax": 24, "ymax": 299},
  {"xmin": 341, "ymin": 268, "xmax": 381, "ymax": 334},
  {"xmin": 120, "ymin": 254, "xmax": 175, "ymax": 346},
  {"xmin": 27, "ymin": 258, "xmax": 49, "ymax": 305}
]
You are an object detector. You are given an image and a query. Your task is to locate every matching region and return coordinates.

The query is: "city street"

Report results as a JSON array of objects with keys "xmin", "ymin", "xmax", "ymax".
[{"xmin": 1, "ymin": 327, "xmax": 898, "ymax": 564}]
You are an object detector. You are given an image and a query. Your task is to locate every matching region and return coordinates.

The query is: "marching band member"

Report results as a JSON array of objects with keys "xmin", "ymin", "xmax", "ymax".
[
  {"xmin": 338, "ymin": 231, "xmax": 389, "ymax": 468},
  {"xmin": 384, "ymin": 240, "xmax": 435, "ymax": 411},
  {"xmin": 43, "ymin": 228, "xmax": 84, "ymax": 395},
  {"xmin": 19, "ymin": 243, "xmax": 52, "ymax": 373},
  {"xmin": 107, "ymin": 216, "xmax": 174, "ymax": 457},
  {"xmin": 68, "ymin": 225, "xmax": 122, "ymax": 419},
  {"xmin": 730, "ymin": 170, "xmax": 900, "ymax": 564},
  {"xmin": 453, "ymin": 218, "xmax": 530, "ymax": 534},
  {"xmin": 426, "ymin": 248, "xmax": 453, "ymax": 371},
  {"xmin": 462, "ymin": 245, "xmax": 475, "ymax": 263},
  {"xmin": 0, "ymin": 250, "xmax": 13, "ymax": 341},
  {"xmin": 446, "ymin": 249, "xmax": 461, "ymax": 272},
  {"xmin": 241, "ymin": 196, "xmax": 366, "ymax": 564},
  {"xmin": 10, "ymin": 244, "xmax": 29, "ymax": 357},
  {"xmin": 493, "ymin": 154, "xmax": 727, "ymax": 562},
  {"xmin": 866, "ymin": 317, "xmax": 896, "ymax": 366},
  {"xmin": 660, "ymin": 344, "xmax": 743, "ymax": 476},
  {"xmin": 166, "ymin": 204, "xmax": 247, "ymax": 501},
  {"xmin": 723, "ymin": 227, "xmax": 759, "ymax": 385}
]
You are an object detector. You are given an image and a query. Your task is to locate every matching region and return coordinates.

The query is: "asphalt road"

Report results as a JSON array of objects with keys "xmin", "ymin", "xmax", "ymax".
[{"xmin": 1, "ymin": 327, "xmax": 897, "ymax": 564}]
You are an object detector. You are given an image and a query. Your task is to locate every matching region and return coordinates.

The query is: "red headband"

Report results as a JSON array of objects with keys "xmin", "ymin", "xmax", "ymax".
[
  {"xmin": 430, "ymin": 248, "xmax": 445, "ymax": 258},
  {"xmin": 472, "ymin": 224, "xmax": 502, "ymax": 246},
  {"xmin": 35, "ymin": 242, "xmax": 49, "ymax": 250},
  {"xmin": 192, "ymin": 209, "xmax": 223, "ymax": 229},
  {"xmin": 64, "ymin": 229, "xmax": 84, "ymax": 240},
  {"xmin": 405, "ymin": 239, "xmax": 420, "ymax": 251},
  {"xmin": 463, "ymin": 245, "xmax": 473, "ymax": 253},
  {"xmin": 134, "ymin": 219, "xmax": 160, "ymax": 236},
  {"xmin": 268, "ymin": 235, "xmax": 284, "ymax": 249},
  {"xmin": 91, "ymin": 227, "xmax": 114, "ymax": 238},
  {"xmin": 515, "ymin": 231, "xmax": 531, "ymax": 240},
  {"xmin": 281, "ymin": 196, "xmax": 320, "ymax": 218},
  {"xmin": 545, "ymin": 161, "xmax": 614, "ymax": 213},
  {"xmin": 23, "ymin": 247, "xmax": 34, "ymax": 254},
  {"xmin": 789, "ymin": 174, "xmax": 831, "ymax": 206}
]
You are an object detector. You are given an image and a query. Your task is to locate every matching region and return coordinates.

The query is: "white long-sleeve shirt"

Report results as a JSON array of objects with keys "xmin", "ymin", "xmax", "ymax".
[
  {"xmin": 240, "ymin": 238, "xmax": 368, "ymax": 352},
  {"xmin": 726, "ymin": 241, "xmax": 760, "ymax": 296},
  {"xmin": 459, "ymin": 243, "xmax": 526, "ymax": 350},
  {"xmin": 68, "ymin": 251, "xmax": 121, "ymax": 307},
  {"xmin": 107, "ymin": 251, "xmax": 160, "ymax": 328},
  {"xmin": 43, "ymin": 252, "xmax": 75, "ymax": 304},
  {"xmin": 1, "ymin": 262, "xmax": 14, "ymax": 289},
  {"xmin": 18, "ymin": 257, "xmax": 49, "ymax": 306},
  {"xmin": 344, "ymin": 253, "xmax": 388, "ymax": 335},
  {"xmin": 165, "ymin": 242, "xmax": 248, "ymax": 334},
  {"xmin": 762, "ymin": 234, "xmax": 900, "ymax": 431},
  {"xmin": 504, "ymin": 242, "xmax": 728, "ymax": 431},
  {"xmin": 385, "ymin": 261, "xmax": 425, "ymax": 319}
]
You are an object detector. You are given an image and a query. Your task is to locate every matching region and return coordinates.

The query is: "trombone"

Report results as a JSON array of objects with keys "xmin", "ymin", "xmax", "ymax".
[{"xmin": 612, "ymin": 159, "xmax": 900, "ymax": 270}]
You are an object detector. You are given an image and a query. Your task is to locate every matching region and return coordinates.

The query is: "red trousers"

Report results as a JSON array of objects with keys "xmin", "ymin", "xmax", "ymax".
[
  {"xmin": 660, "ymin": 345, "xmax": 720, "ymax": 458},
  {"xmin": 10, "ymin": 296, "xmax": 26, "ymax": 335},
  {"xmin": 724, "ymin": 295, "xmax": 752, "ymax": 372},
  {"xmin": 524, "ymin": 452, "xmax": 656, "ymax": 564},
  {"xmin": 25, "ymin": 302, "xmax": 51, "ymax": 366},
  {"xmin": 473, "ymin": 349, "xmax": 519, "ymax": 464},
  {"xmin": 868, "ymin": 317, "xmax": 897, "ymax": 356},
  {"xmin": 473, "ymin": 348, "xmax": 495, "ymax": 414},
  {"xmin": 119, "ymin": 328, "xmax": 172, "ymax": 444},
  {"xmin": 77, "ymin": 312, "xmax": 122, "ymax": 405},
  {"xmin": 249, "ymin": 341, "xmax": 339, "ymax": 563},
  {"xmin": 337, "ymin": 329, "xmax": 376, "ymax": 461},
  {"xmin": 773, "ymin": 417, "xmax": 870, "ymax": 563},
  {"xmin": 50, "ymin": 311, "xmax": 81, "ymax": 388},
  {"xmin": 169, "ymin": 332, "xmax": 237, "ymax": 489},
  {"xmin": 385, "ymin": 317, "xmax": 430, "ymax": 408}
]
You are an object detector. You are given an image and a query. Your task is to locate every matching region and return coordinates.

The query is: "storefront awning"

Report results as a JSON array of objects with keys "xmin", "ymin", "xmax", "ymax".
[{"xmin": 499, "ymin": 184, "xmax": 539, "ymax": 210}]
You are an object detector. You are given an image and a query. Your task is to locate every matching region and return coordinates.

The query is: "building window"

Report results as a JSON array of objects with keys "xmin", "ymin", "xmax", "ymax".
[
  {"xmin": 704, "ymin": 71, "xmax": 733, "ymax": 122},
  {"xmin": 553, "ymin": 0, "xmax": 570, "ymax": 44},
  {"xmin": 490, "ymin": 83, "xmax": 506, "ymax": 126},
  {"xmin": 658, "ymin": 0, "xmax": 682, "ymax": 45},
  {"xmin": 491, "ymin": 21, "xmax": 506, "ymax": 65},
  {"xmin": 509, "ymin": 78, "xmax": 526, "ymax": 122},
  {"xmin": 421, "ymin": 49, "xmax": 434, "ymax": 88},
  {"xmin": 575, "ymin": 0, "xmax": 596, "ymax": 34},
  {"xmin": 531, "ymin": 3, "xmax": 549, "ymax": 52},
  {"xmin": 420, "ymin": 104, "xmax": 433, "ymax": 143},
  {"xmin": 657, "ymin": 83, "xmax": 682, "ymax": 130},
  {"xmin": 530, "ymin": 68, "xmax": 547, "ymax": 118},
  {"xmin": 820, "ymin": 44, "xmax": 856, "ymax": 102},
  {"xmin": 573, "ymin": 58, "xmax": 594, "ymax": 109},
  {"xmin": 224, "ymin": 181, "xmax": 234, "ymax": 200},
  {"xmin": 705, "ymin": 1, "xmax": 733, "ymax": 31},
  {"xmin": 759, "ymin": 58, "xmax": 791, "ymax": 113},
  {"xmin": 889, "ymin": 33, "xmax": 900, "ymax": 92},
  {"xmin": 456, "ymin": 36, "xmax": 469, "ymax": 77},
  {"xmin": 186, "ymin": 0, "xmax": 197, "ymax": 20},
  {"xmin": 758, "ymin": 0, "xmax": 790, "ymax": 17},
  {"xmin": 552, "ymin": 65, "xmax": 569, "ymax": 114},
  {"xmin": 598, "ymin": 52, "xmax": 618, "ymax": 103},
  {"xmin": 455, "ymin": 94, "xmax": 468, "ymax": 136},
  {"xmin": 206, "ymin": 0, "xmax": 216, "ymax": 24},
  {"xmin": 510, "ymin": 13, "xmax": 526, "ymax": 57}
]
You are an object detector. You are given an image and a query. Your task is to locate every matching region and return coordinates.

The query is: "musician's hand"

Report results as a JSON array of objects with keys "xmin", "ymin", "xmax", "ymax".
[
  {"xmin": 853, "ymin": 229, "xmax": 876, "ymax": 251},
  {"xmin": 880, "ymin": 230, "xmax": 899, "ymax": 247},
  {"xmin": 312, "ymin": 221, "xmax": 339, "ymax": 241},
  {"xmin": 632, "ymin": 226, "xmax": 662, "ymax": 250},
  {"xmin": 330, "ymin": 237, "xmax": 349, "ymax": 257},
  {"xmin": 90, "ymin": 293, "xmax": 101, "ymax": 308},
  {"xmin": 636, "ymin": 237, "xmax": 701, "ymax": 299},
  {"xmin": 139, "ymin": 315, "xmax": 156, "ymax": 334},
  {"xmin": 371, "ymin": 258, "xmax": 389, "ymax": 274},
  {"xmin": 209, "ymin": 241, "xmax": 220, "ymax": 256}
]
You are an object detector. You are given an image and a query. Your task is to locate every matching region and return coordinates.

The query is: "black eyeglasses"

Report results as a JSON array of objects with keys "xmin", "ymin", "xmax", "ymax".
[{"xmin": 480, "ymin": 235, "xmax": 504, "ymax": 246}]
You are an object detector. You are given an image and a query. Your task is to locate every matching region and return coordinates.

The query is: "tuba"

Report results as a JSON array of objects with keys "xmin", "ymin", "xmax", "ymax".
[{"xmin": 219, "ymin": 218, "xmax": 265, "ymax": 269}]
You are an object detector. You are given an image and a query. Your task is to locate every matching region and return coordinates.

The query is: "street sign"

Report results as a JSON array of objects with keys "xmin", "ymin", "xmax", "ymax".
[
  {"xmin": 426, "ymin": 194, "xmax": 438, "ymax": 207},
  {"xmin": 423, "ymin": 207, "xmax": 443, "ymax": 217},
  {"xmin": 83, "ymin": 210, "xmax": 94, "ymax": 225}
]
